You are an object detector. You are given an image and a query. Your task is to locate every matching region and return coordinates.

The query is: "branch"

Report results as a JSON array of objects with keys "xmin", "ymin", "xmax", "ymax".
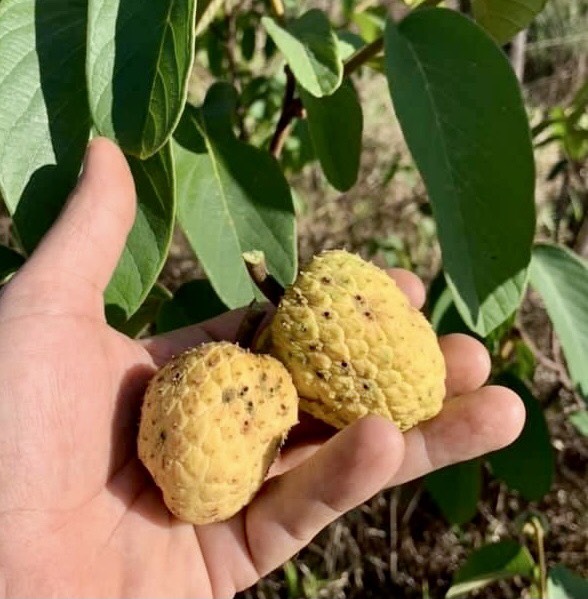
[
  {"xmin": 343, "ymin": 37, "xmax": 384, "ymax": 77},
  {"xmin": 269, "ymin": 67, "xmax": 303, "ymax": 159},
  {"xmin": 242, "ymin": 250, "xmax": 285, "ymax": 306},
  {"xmin": 269, "ymin": 0, "xmax": 285, "ymax": 21}
]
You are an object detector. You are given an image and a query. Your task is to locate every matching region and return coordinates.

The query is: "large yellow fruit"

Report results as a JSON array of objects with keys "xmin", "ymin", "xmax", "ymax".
[
  {"xmin": 270, "ymin": 250, "xmax": 446, "ymax": 431},
  {"xmin": 138, "ymin": 342, "xmax": 298, "ymax": 525}
]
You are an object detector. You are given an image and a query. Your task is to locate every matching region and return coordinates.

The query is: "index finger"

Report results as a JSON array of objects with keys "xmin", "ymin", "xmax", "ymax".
[{"xmin": 141, "ymin": 268, "xmax": 426, "ymax": 366}]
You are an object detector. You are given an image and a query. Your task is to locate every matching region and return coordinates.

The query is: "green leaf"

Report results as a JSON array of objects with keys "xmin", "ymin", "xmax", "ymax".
[
  {"xmin": 0, "ymin": 0, "xmax": 90, "ymax": 253},
  {"xmin": 87, "ymin": 0, "xmax": 197, "ymax": 158},
  {"xmin": 117, "ymin": 283, "xmax": 172, "ymax": 338},
  {"xmin": 0, "ymin": 245, "xmax": 25, "ymax": 281},
  {"xmin": 569, "ymin": 410, "xmax": 588, "ymax": 437},
  {"xmin": 548, "ymin": 565, "xmax": 588, "ymax": 599},
  {"xmin": 447, "ymin": 541, "xmax": 535, "ymax": 598},
  {"xmin": 300, "ymin": 81, "xmax": 363, "ymax": 192},
  {"xmin": 385, "ymin": 9, "xmax": 535, "ymax": 337},
  {"xmin": 529, "ymin": 244, "xmax": 588, "ymax": 400},
  {"xmin": 173, "ymin": 83, "xmax": 297, "ymax": 308},
  {"xmin": 473, "ymin": 0, "xmax": 547, "ymax": 45},
  {"xmin": 427, "ymin": 273, "xmax": 473, "ymax": 337},
  {"xmin": 156, "ymin": 279, "xmax": 229, "ymax": 334},
  {"xmin": 262, "ymin": 10, "xmax": 343, "ymax": 97},
  {"xmin": 488, "ymin": 373, "xmax": 554, "ymax": 500},
  {"xmin": 425, "ymin": 459, "xmax": 481, "ymax": 525},
  {"xmin": 105, "ymin": 144, "xmax": 175, "ymax": 327},
  {"xmin": 352, "ymin": 6, "xmax": 387, "ymax": 43}
]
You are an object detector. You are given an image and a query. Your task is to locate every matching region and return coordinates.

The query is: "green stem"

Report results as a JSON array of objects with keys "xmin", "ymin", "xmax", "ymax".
[
  {"xmin": 342, "ymin": 0, "xmax": 444, "ymax": 77},
  {"xmin": 529, "ymin": 517, "xmax": 547, "ymax": 599},
  {"xmin": 343, "ymin": 37, "xmax": 384, "ymax": 77}
]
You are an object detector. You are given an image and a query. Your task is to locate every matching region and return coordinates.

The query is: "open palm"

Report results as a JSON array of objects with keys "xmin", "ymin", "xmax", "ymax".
[{"xmin": 0, "ymin": 139, "xmax": 525, "ymax": 597}]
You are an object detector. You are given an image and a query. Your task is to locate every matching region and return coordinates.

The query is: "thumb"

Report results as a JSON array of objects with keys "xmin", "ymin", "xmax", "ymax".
[{"xmin": 9, "ymin": 138, "xmax": 136, "ymax": 316}]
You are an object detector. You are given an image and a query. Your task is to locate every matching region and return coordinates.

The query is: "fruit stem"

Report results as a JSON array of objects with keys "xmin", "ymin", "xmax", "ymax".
[
  {"xmin": 243, "ymin": 251, "xmax": 285, "ymax": 307},
  {"xmin": 235, "ymin": 302, "xmax": 268, "ymax": 350}
]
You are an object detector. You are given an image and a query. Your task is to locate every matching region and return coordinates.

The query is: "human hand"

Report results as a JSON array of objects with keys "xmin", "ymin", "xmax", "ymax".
[{"xmin": 0, "ymin": 139, "xmax": 524, "ymax": 597}]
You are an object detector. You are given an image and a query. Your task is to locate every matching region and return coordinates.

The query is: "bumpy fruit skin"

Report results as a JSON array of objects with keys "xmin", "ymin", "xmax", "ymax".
[
  {"xmin": 138, "ymin": 342, "xmax": 298, "ymax": 525},
  {"xmin": 270, "ymin": 250, "xmax": 445, "ymax": 432}
]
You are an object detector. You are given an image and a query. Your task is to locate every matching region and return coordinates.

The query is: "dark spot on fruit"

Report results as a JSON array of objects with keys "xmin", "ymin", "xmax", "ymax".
[
  {"xmin": 309, "ymin": 344, "xmax": 318, "ymax": 351},
  {"xmin": 355, "ymin": 294, "xmax": 364, "ymax": 302},
  {"xmin": 363, "ymin": 383, "xmax": 370, "ymax": 390},
  {"xmin": 242, "ymin": 419, "xmax": 251, "ymax": 433},
  {"xmin": 206, "ymin": 354, "xmax": 220, "ymax": 368},
  {"xmin": 246, "ymin": 400, "xmax": 254, "ymax": 413},
  {"xmin": 323, "ymin": 311, "xmax": 331, "ymax": 319},
  {"xmin": 239, "ymin": 386, "xmax": 249, "ymax": 396},
  {"xmin": 316, "ymin": 371, "xmax": 325, "ymax": 379},
  {"xmin": 159, "ymin": 430, "xmax": 167, "ymax": 443},
  {"xmin": 341, "ymin": 361, "xmax": 348, "ymax": 368},
  {"xmin": 321, "ymin": 276, "xmax": 332, "ymax": 284},
  {"xmin": 222, "ymin": 388, "xmax": 237, "ymax": 403},
  {"xmin": 171, "ymin": 371, "xmax": 182, "ymax": 384},
  {"xmin": 260, "ymin": 372, "xmax": 268, "ymax": 382},
  {"xmin": 364, "ymin": 311, "xmax": 373, "ymax": 319},
  {"xmin": 280, "ymin": 403, "xmax": 288, "ymax": 414}
]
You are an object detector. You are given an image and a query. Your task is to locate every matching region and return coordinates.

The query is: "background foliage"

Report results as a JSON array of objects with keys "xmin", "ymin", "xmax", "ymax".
[{"xmin": 0, "ymin": 0, "xmax": 587, "ymax": 597}]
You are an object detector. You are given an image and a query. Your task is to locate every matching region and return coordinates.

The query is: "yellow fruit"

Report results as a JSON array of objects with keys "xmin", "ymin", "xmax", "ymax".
[
  {"xmin": 138, "ymin": 342, "xmax": 298, "ymax": 525},
  {"xmin": 270, "ymin": 250, "xmax": 446, "ymax": 432}
]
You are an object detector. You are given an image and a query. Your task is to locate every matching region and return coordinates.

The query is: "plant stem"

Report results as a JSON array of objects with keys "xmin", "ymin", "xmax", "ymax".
[
  {"xmin": 269, "ymin": 67, "xmax": 303, "ymax": 159},
  {"xmin": 243, "ymin": 250, "xmax": 285, "ymax": 306},
  {"xmin": 343, "ymin": 37, "xmax": 384, "ymax": 77},
  {"xmin": 269, "ymin": 0, "xmax": 285, "ymax": 20},
  {"xmin": 532, "ymin": 517, "xmax": 548, "ymax": 599}
]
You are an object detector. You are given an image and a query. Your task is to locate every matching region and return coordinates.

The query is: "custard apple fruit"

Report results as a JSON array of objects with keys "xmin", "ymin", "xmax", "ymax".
[
  {"xmin": 270, "ymin": 250, "xmax": 446, "ymax": 431},
  {"xmin": 138, "ymin": 342, "xmax": 298, "ymax": 525}
]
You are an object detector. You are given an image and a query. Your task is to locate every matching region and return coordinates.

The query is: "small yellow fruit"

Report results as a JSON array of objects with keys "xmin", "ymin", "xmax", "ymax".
[
  {"xmin": 138, "ymin": 342, "xmax": 298, "ymax": 525},
  {"xmin": 270, "ymin": 250, "xmax": 446, "ymax": 432}
]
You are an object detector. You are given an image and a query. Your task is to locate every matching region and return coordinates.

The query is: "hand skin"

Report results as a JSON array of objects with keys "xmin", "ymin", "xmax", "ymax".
[{"xmin": 0, "ymin": 138, "xmax": 525, "ymax": 598}]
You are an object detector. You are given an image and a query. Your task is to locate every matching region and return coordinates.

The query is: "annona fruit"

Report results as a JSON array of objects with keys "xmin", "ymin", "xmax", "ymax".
[
  {"xmin": 138, "ymin": 341, "xmax": 298, "ymax": 525},
  {"xmin": 270, "ymin": 250, "xmax": 445, "ymax": 431}
]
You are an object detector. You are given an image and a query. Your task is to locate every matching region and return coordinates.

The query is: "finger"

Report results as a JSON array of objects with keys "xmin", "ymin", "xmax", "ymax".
[
  {"xmin": 243, "ymin": 416, "xmax": 404, "ymax": 578},
  {"xmin": 13, "ymin": 138, "xmax": 136, "ymax": 310},
  {"xmin": 142, "ymin": 308, "xmax": 252, "ymax": 366},
  {"xmin": 144, "ymin": 268, "xmax": 425, "ymax": 364},
  {"xmin": 441, "ymin": 334, "xmax": 491, "ymax": 397},
  {"xmin": 388, "ymin": 385, "xmax": 525, "ymax": 487},
  {"xmin": 387, "ymin": 268, "xmax": 426, "ymax": 309}
]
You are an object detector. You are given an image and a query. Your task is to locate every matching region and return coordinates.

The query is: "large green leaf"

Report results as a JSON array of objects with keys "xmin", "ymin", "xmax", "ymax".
[
  {"xmin": 87, "ymin": 0, "xmax": 197, "ymax": 158},
  {"xmin": 156, "ymin": 279, "xmax": 229, "ymax": 334},
  {"xmin": 548, "ymin": 565, "xmax": 588, "ymax": 599},
  {"xmin": 447, "ymin": 541, "xmax": 535, "ymax": 598},
  {"xmin": 0, "ymin": 0, "xmax": 90, "ymax": 253},
  {"xmin": 385, "ymin": 9, "xmax": 535, "ymax": 337},
  {"xmin": 300, "ymin": 81, "xmax": 363, "ymax": 192},
  {"xmin": 0, "ymin": 245, "xmax": 25, "ymax": 281},
  {"xmin": 105, "ymin": 144, "xmax": 175, "ymax": 327},
  {"xmin": 529, "ymin": 244, "xmax": 588, "ymax": 400},
  {"xmin": 262, "ymin": 10, "xmax": 343, "ymax": 97},
  {"xmin": 425, "ymin": 459, "xmax": 481, "ymax": 525},
  {"xmin": 488, "ymin": 373, "xmax": 554, "ymax": 500},
  {"xmin": 473, "ymin": 0, "xmax": 547, "ymax": 45},
  {"xmin": 173, "ymin": 83, "xmax": 297, "ymax": 308}
]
